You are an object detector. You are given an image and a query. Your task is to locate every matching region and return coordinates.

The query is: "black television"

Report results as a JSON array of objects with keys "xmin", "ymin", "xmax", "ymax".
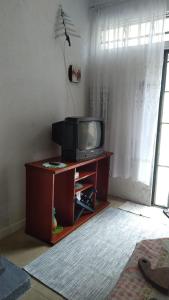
[{"xmin": 52, "ymin": 117, "xmax": 105, "ymax": 161}]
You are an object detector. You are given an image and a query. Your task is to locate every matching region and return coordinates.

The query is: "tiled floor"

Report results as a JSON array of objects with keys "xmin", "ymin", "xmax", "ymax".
[{"xmin": 0, "ymin": 197, "xmax": 125, "ymax": 300}]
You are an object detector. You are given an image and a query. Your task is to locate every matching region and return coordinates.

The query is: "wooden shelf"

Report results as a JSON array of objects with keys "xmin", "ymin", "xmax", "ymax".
[
  {"xmin": 75, "ymin": 171, "xmax": 96, "ymax": 182},
  {"xmin": 75, "ymin": 182, "xmax": 93, "ymax": 193},
  {"xmin": 51, "ymin": 200, "xmax": 109, "ymax": 244},
  {"xmin": 25, "ymin": 152, "xmax": 113, "ymax": 244}
]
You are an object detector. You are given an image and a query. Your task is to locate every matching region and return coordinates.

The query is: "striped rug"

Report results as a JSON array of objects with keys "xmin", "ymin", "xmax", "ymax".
[{"xmin": 24, "ymin": 207, "xmax": 169, "ymax": 300}]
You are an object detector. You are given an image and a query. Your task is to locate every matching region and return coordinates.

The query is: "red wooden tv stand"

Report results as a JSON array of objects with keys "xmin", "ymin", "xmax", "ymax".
[{"xmin": 25, "ymin": 152, "xmax": 112, "ymax": 244}]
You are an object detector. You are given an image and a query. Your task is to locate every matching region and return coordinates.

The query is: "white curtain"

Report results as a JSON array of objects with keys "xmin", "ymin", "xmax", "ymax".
[{"xmin": 89, "ymin": 0, "xmax": 166, "ymax": 205}]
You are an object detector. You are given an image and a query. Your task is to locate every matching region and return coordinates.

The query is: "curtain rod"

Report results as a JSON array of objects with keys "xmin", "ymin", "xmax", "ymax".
[
  {"xmin": 89, "ymin": 0, "xmax": 134, "ymax": 10},
  {"xmin": 89, "ymin": 1, "xmax": 119, "ymax": 9},
  {"xmin": 89, "ymin": 0, "xmax": 169, "ymax": 12}
]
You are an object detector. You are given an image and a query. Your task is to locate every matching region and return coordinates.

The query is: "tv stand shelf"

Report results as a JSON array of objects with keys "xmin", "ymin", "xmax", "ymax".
[
  {"xmin": 75, "ymin": 183, "xmax": 94, "ymax": 193},
  {"xmin": 75, "ymin": 171, "xmax": 96, "ymax": 182},
  {"xmin": 25, "ymin": 152, "xmax": 112, "ymax": 244}
]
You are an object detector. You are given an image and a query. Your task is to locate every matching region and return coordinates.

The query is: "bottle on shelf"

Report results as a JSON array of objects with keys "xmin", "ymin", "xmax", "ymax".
[
  {"xmin": 52, "ymin": 208, "xmax": 64, "ymax": 235},
  {"xmin": 52, "ymin": 208, "xmax": 57, "ymax": 231}
]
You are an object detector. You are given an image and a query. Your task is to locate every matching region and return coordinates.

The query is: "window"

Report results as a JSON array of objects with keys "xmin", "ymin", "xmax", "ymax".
[{"xmin": 101, "ymin": 17, "xmax": 169, "ymax": 49}]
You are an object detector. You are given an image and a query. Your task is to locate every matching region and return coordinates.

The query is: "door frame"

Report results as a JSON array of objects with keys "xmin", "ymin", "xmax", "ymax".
[{"xmin": 151, "ymin": 49, "xmax": 169, "ymax": 206}]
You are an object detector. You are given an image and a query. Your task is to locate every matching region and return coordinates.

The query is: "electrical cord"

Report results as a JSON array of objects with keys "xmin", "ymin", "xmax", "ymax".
[{"xmin": 61, "ymin": 40, "xmax": 77, "ymax": 115}]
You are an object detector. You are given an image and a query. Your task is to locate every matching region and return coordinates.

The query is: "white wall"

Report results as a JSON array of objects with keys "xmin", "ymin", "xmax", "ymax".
[{"xmin": 0, "ymin": 0, "xmax": 89, "ymax": 239}]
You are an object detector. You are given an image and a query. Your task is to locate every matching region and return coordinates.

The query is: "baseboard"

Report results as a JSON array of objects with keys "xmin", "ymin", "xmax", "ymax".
[{"xmin": 0, "ymin": 219, "xmax": 25, "ymax": 240}]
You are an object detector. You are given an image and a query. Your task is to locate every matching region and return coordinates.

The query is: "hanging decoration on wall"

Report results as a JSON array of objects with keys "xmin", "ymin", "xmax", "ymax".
[
  {"xmin": 68, "ymin": 65, "xmax": 81, "ymax": 83},
  {"xmin": 54, "ymin": 5, "xmax": 81, "ymax": 47}
]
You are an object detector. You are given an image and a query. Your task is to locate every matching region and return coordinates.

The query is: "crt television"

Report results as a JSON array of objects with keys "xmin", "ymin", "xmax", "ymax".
[{"xmin": 52, "ymin": 117, "xmax": 105, "ymax": 161}]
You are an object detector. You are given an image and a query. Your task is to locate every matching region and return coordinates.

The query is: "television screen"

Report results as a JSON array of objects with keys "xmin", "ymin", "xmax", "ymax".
[{"xmin": 78, "ymin": 121, "xmax": 101, "ymax": 150}]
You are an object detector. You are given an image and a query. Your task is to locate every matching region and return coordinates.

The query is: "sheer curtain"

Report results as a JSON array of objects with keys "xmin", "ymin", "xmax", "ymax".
[{"xmin": 89, "ymin": 0, "xmax": 166, "ymax": 205}]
